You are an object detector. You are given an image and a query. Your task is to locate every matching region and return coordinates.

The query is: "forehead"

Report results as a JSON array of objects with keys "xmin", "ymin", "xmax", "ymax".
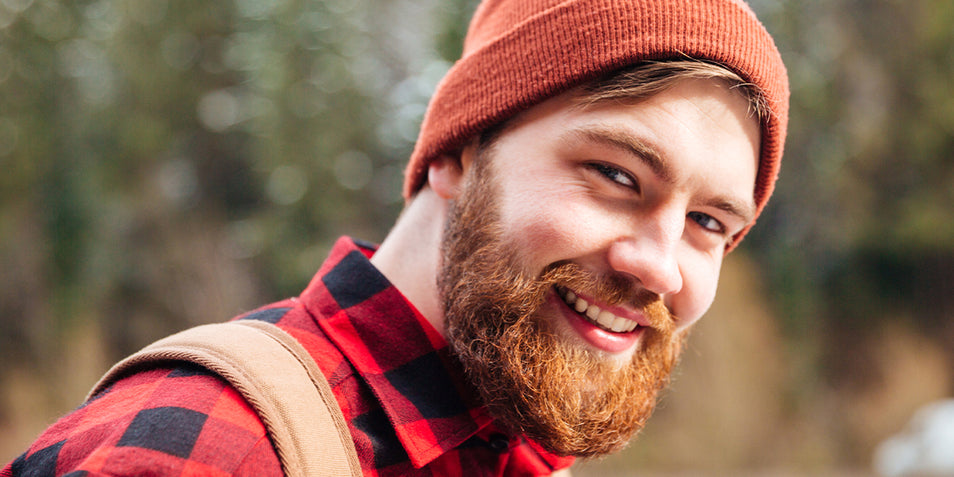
[
  {"xmin": 492, "ymin": 71, "xmax": 759, "ymax": 140},
  {"xmin": 490, "ymin": 77, "xmax": 760, "ymax": 157}
]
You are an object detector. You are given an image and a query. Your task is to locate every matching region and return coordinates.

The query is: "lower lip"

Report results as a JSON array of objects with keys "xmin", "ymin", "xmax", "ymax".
[{"xmin": 549, "ymin": 292, "xmax": 643, "ymax": 354}]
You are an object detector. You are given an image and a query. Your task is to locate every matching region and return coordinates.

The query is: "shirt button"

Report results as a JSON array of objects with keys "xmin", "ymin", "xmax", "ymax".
[{"xmin": 488, "ymin": 434, "xmax": 510, "ymax": 453}]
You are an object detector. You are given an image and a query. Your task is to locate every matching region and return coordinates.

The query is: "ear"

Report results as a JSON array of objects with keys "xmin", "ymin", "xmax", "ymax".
[
  {"xmin": 427, "ymin": 139, "xmax": 479, "ymax": 200},
  {"xmin": 427, "ymin": 155, "xmax": 464, "ymax": 200}
]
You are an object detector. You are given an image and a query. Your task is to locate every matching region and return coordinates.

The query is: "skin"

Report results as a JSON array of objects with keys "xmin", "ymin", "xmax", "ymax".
[{"xmin": 375, "ymin": 77, "xmax": 760, "ymax": 367}]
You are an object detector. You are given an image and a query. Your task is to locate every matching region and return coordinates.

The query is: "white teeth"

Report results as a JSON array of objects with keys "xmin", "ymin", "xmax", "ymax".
[
  {"xmin": 597, "ymin": 310, "xmax": 616, "ymax": 329},
  {"xmin": 610, "ymin": 316, "xmax": 633, "ymax": 333},
  {"xmin": 559, "ymin": 287, "xmax": 639, "ymax": 333}
]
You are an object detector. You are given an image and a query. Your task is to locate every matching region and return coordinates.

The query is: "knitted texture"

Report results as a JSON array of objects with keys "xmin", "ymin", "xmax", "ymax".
[{"xmin": 403, "ymin": 0, "xmax": 789, "ymax": 248}]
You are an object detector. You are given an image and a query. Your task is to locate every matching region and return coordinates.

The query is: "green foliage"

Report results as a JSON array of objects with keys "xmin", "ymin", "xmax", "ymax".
[
  {"xmin": 747, "ymin": 0, "xmax": 954, "ymax": 335},
  {"xmin": 0, "ymin": 0, "xmax": 467, "ymax": 363}
]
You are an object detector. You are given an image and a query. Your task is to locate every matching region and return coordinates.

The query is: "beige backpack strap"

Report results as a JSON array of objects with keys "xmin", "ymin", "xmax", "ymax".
[{"xmin": 88, "ymin": 320, "xmax": 362, "ymax": 477}]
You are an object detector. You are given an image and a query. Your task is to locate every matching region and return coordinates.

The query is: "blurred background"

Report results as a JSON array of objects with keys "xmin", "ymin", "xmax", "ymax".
[{"xmin": 1, "ymin": 0, "xmax": 952, "ymax": 474}]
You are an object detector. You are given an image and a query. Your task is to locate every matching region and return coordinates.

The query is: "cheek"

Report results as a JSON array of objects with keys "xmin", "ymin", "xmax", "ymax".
[
  {"xmin": 670, "ymin": 253, "xmax": 722, "ymax": 329},
  {"xmin": 500, "ymin": 190, "xmax": 611, "ymax": 267},
  {"xmin": 496, "ymin": 172, "xmax": 588, "ymax": 248},
  {"xmin": 503, "ymin": 204, "xmax": 575, "ymax": 263}
]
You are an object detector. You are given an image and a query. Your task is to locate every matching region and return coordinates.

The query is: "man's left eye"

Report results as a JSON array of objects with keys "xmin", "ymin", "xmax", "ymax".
[
  {"xmin": 688, "ymin": 211, "xmax": 725, "ymax": 233},
  {"xmin": 591, "ymin": 163, "xmax": 637, "ymax": 189}
]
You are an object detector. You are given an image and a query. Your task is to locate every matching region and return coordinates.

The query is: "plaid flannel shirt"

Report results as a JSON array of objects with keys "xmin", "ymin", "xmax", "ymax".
[{"xmin": 3, "ymin": 237, "xmax": 574, "ymax": 476}]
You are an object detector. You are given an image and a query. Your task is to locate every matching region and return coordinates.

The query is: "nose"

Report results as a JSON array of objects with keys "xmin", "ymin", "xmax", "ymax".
[{"xmin": 606, "ymin": 208, "xmax": 684, "ymax": 296}]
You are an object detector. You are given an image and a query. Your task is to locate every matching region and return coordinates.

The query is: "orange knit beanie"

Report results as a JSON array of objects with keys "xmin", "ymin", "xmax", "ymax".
[{"xmin": 404, "ymin": 0, "xmax": 789, "ymax": 246}]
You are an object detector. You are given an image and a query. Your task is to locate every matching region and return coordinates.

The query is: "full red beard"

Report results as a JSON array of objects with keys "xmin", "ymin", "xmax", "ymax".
[{"xmin": 439, "ymin": 150, "xmax": 687, "ymax": 458}]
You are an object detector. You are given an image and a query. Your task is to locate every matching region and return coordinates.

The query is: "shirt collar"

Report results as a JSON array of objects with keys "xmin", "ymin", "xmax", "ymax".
[{"xmin": 301, "ymin": 237, "xmax": 494, "ymax": 468}]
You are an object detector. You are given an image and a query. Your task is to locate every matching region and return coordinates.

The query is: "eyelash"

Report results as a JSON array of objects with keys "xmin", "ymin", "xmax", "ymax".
[
  {"xmin": 688, "ymin": 211, "xmax": 726, "ymax": 234},
  {"xmin": 590, "ymin": 163, "xmax": 638, "ymax": 190}
]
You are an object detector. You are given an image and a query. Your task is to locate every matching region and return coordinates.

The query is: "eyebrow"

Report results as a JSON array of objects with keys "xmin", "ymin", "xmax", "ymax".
[
  {"xmin": 561, "ymin": 126, "xmax": 757, "ymax": 224},
  {"xmin": 706, "ymin": 197, "xmax": 757, "ymax": 226},
  {"xmin": 565, "ymin": 127, "xmax": 675, "ymax": 183}
]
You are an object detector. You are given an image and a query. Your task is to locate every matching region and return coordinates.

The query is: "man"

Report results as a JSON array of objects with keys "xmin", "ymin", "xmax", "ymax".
[{"xmin": 4, "ymin": 0, "xmax": 788, "ymax": 475}]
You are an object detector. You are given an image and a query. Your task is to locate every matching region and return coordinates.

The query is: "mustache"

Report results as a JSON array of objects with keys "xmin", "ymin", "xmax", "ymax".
[{"xmin": 540, "ymin": 261, "xmax": 676, "ymax": 331}]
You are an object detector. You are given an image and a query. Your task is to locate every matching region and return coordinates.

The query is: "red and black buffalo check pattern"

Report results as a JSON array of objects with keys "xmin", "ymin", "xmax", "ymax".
[{"xmin": 3, "ymin": 237, "xmax": 574, "ymax": 476}]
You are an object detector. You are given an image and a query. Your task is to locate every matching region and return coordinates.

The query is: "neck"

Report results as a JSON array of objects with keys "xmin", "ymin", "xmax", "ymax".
[{"xmin": 370, "ymin": 186, "xmax": 449, "ymax": 335}]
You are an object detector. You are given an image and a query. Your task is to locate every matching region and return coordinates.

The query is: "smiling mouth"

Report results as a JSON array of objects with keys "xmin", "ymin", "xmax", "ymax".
[{"xmin": 556, "ymin": 286, "xmax": 642, "ymax": 333}]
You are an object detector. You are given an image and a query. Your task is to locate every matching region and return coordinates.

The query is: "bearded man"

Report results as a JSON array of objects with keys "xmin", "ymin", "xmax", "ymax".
[{"xmin": 5, "ymin": 0, "xmax": 788, "ymax": 475}]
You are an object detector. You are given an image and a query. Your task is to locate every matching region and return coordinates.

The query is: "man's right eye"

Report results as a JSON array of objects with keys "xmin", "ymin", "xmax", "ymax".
[{"xmin": 590, "ymin": 163, "xmax": 638, "ymax": 191}]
